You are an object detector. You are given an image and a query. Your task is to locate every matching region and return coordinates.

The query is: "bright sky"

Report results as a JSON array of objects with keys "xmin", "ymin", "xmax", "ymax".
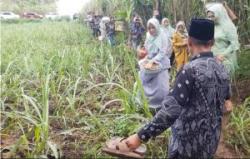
[{"xmin": 56, "ymin": 0, "xmax": 90, "ymax": 16}]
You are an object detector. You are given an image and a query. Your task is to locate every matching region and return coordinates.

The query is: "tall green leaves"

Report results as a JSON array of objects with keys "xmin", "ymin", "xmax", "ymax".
[{"xmin": 226, "ymin": 97, "xmax": 250, "ymax": 156}]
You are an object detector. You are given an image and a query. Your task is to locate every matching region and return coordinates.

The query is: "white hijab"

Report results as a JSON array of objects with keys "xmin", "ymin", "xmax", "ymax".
[
  {"xmin": 145, "ymin": 18, "xmax": 165, "ymax": 52},
  {"xmin": 206, "ymin": 3, "xmax": 239, "ymax": 51},
  {"xmin": 145, "ymin": 18, "xmax": 170, "ymax": 58},
  {"xmin": 161, "ymin": 18, "xmax": 175, "ymax": 36},
  {"xmin": 175, "ymin": 21, "xmax": 188, "ymax": 37}
]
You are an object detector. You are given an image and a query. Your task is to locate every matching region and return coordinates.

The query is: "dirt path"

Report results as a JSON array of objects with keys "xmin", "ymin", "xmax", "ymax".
[
  {"xmin": 215, "ymin": 79, "xmax": 250, "ymax": 158},
  {"xmin": 216, "ymin": 141, "xmax": 238, "ymax": 158},
  {"xmin": 232, "ymin": 79, "xmax": 250, "ymax": 103},
  {"xmin": 215, "ymin": 114, "xmax": 240, "ymax": 158}
]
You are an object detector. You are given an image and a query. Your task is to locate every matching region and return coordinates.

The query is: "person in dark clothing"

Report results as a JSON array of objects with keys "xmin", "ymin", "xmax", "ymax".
[
  {"xmin": 92, "ymin": 15, "xmax": 101, "ymax": 37},
  {"xmin": 106, "ymin": 17, "xmax": 116, "ymax": 46},
  {"xmin": 130, "ymin": 17, "xmax": 145, "ymax": 50},
  {"xmin": 118, "ymin": 19, "xmax": 231, "ymax": 158}
]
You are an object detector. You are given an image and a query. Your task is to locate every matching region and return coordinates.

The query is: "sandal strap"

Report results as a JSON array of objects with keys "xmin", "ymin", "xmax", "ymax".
[
  {"xmin": 115, "ymin": 138, "xmax": 144, "ymax": 156},
  {"xmin": 115, "ymin": 138, "xmax": 130, "ymax": 152}
]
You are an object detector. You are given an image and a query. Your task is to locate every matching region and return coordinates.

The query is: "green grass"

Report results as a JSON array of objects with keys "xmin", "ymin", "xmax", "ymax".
[
  {"xmin": 226, "ymin": 97, "xmax": 250, "ymax": 156},
  {"xmin": 236, "ymin": 49, "xmax": 250, "ymax": 80},
  {"xmin": 1, "ymin": 20, "xmax": 250, "ymax": 158},
  {"xmin": 0, "ymin": 21, "xmax": 167, "ymax": 158}
]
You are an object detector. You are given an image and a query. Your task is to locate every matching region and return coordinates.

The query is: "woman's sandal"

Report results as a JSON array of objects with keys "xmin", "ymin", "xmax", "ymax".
[{"xmin": 102, "ymin": 137, "xmax": 146, "ymax": 159}]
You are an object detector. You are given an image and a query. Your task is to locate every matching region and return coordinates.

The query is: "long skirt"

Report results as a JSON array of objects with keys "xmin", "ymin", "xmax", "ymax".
[{"xmin": 139, "ymin": 69, "xmax": 169, "ymax": 110}]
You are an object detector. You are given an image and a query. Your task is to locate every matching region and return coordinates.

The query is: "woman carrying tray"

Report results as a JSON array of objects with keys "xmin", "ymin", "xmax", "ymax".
[{"xmin": 138, "ymin": 18, "xmax": 171, "ymax": 113}]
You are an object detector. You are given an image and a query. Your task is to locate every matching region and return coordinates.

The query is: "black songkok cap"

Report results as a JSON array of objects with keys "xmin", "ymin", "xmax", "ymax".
[{"xmin": 188, "ymin": 18, "xmax": 214, "ymax": 41}]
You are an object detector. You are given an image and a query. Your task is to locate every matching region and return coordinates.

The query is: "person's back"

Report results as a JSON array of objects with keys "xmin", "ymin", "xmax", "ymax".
[
  {"xmin": 106, "ymin": 21, "xmax": 115, "ymax": 36},
  {"xmin": 122, "ymin": 19, "xmax": 231, "ymax": 159},
  {"xmin": 130, "ymin": 19, "xmax": 144, "ymax": 40},
  {"xmin": 106, "ymin": 21, "xmax": 116, "ymax": 46},
  {"xmin": 168, "ymin": 52, "xmax": 230, "ymax": 158}
]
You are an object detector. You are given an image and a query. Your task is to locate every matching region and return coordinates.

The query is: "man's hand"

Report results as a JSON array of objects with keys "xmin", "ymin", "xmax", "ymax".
[
  {"xmin": 123, "ymin": 134, "xmax": 141, "ymax": 150},
  {"xmin": 216, "ymin": 55, "xmax": 225, "ymax": 62}
]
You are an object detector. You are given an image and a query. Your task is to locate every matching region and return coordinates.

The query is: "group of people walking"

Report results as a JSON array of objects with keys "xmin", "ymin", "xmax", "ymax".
[
  {"xmin": 86, "ymin": 12, "xmax": 116, "ymax": 46},
  {"xmin": 130, "ymin": 13, "xmax": 190, "ymax": 72},
  {"xmin": 134, "ymin": 2, "xmax": 239, "ymax": 158},
  {"xmin": 135, "ymin": 3, "xmax": 239, "ymax": 114},
  {"xmin": 102, "ymin": 2, "xmax": 240, "ymax": 159}
]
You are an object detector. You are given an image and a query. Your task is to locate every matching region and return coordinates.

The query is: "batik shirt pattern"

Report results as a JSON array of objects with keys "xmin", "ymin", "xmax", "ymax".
[{"xmin": 138, "ymin": 52, "xmax": 230, "ymax": 158}]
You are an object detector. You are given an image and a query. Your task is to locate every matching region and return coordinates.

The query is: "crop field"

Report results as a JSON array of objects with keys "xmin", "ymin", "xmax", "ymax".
[{"xmin": 1, "ymin": 21, "xmax": 250, "ymax": 158}]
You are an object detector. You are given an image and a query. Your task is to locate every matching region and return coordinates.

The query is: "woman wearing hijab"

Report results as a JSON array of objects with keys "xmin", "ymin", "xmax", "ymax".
[
  {"xmin": 206, "ymin": 3, "xmax": 240, "ymax": 76},
  {"xmin": 162, "ymin": 18, "xmax": 175, "ymax": 64},
  {"xmin": 206, "ymin": 3, "xmax": 240, "ymax": 112},
  {"xmin": 161, "ymin": 18, "xmax": 175, "ymax": 38},
  {"xmin": 172, "ymin": 21, "xmax": 189, "ymax": 71},
  {"xmin": 130, "ymin": 16, "xmax": 145, "ymax": 50},
  {"xmin": 138, "ymin": 18, "xmax": 171, "ymax": 113},
  {"xmin": 99, "ymin": 16, "xmax": 110, "ymax": 41}
]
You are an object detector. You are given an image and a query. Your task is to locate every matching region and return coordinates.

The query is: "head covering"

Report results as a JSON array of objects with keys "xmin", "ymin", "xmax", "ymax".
[
  {"xmin": 100, "ymin": 16, "xmax": 110, "ymax": 24},
  {"xmin": 99, "ymin": 16, "xmax": 110, "ymax": 39},
  {"xmin": 100, "ymin": 16, "xmax": 110, "ymax": 29},
  {"xmin": 162, "ymin": 18, "xmax": 170, "ymax": 28},
  {"xmin": 160, "ymin": 18, "xmax": 174, "ymax": 41},
  {"xmin": 175, "ymin": 21, "xmax": 188, "ymax": 36},
  {"xmin": 147, "ymin": 18, "xmax": 160, "ymax": 30},
  {"xmin": 206, "ymin": 3, "xmax": 240, "ymax": 74},
  {"xmin": 161, "ymin": 18, "xmax": 175, "ymax": 35},
  {"xmin": 206, "ymin": 3, "xmax": 234, "ymax": 26},
  {"xmin": 206, "ymin": 3, "xmax": 239, "ymax": 48},
  {"xmin": 146, "ymin": 18, "xmax": 161, "ymax": 41},
  {"xmin": 206, "ymin": 3, "xmax": 239, "ymax": 45},
  {"xmin": 145, "ymin": 18, "xmax": 168, "ymax": 55},
  {"xmin": 188, "ymin": 18, "xmax": 214, "ymax": 41}
]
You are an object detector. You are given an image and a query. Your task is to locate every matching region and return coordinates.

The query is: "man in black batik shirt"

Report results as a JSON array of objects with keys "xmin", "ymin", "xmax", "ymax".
[{"xmin": 122, "ymin": 19, "xmax": 231, "ymax": 158}]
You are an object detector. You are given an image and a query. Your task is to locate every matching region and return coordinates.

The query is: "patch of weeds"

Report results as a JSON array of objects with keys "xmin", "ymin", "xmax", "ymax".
[
  {"xmin": 226, "ymin": 97, "xmax": 250, "ymax": 156},
  {"xmin": 112, "ymin": 116, "xmax": 141, "ymax": 137}
]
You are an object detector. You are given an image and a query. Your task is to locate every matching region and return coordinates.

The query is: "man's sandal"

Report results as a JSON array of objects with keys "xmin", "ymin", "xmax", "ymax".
[{"xmin": 102, "ymin": 137, "xmax": 146, "ymax": 159}]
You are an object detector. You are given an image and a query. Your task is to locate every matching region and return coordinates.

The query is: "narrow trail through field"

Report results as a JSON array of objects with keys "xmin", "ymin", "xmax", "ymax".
[
  {"xmin": 1, "ymin": 21, "xmax": 249, "ymax": 158},
  {"xmin": 215, "ymin": 79, "xmax": 250, "ymax": 158},
  {"xmin": 216, "ymin": 115, "xmax": 239, "ymax": 158}
]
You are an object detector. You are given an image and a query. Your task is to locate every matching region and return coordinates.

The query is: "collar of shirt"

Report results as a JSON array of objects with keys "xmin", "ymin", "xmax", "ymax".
[{"xmin": 190, "ymin": 52, "xmax": 214, "ymax": 61}]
